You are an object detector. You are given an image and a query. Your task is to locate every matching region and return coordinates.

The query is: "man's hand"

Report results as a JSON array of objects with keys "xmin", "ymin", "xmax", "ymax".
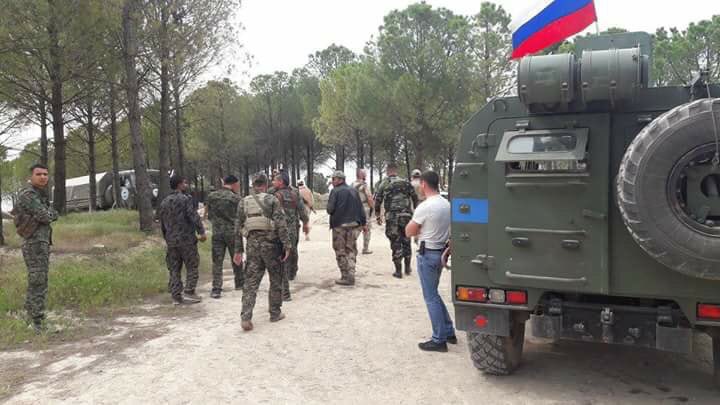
[
  {"xmin": 198, "ymin": 234, "xmax": 207, "ymax": 242},
  {"xmin": 281, "ymin": 249, "xmax": 291, "ymax": 262},
  {"xmin": 362, "ymin": 225, "xmax": 369, "ymax": 234},
  {"xmin": 303, "ymin": 223, "xmax": 310, "ymax": 235},
  {"xmin": 376, "ymin": 217, "xmax": 383, "ymax": 226},
  {"xmin": 233, "ymin": 252, "xmax": 244, "ymax": 266}
]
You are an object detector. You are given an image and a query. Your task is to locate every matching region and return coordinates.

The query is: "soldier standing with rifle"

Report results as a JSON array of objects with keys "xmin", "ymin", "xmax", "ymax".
[
  {"xmin": 206, "ymin": 175, "xmax": 243, "ymax": 299},
  {"xmin": 233, "ymin": 174, "xmax": 291, "ymax": 332},
  {"xmin": 12, "ymin": 164, "xmax": 58, "ymax": 333},
  {"xmin": 158, "ymin": 175, "xmax": 207, "ymax": 305},
  {"xmin": 271, "ymin": 173, "xmax": 309, "ymax": 301},
  {"xmin": 352, "ymin": 169, "xmax": 374, "ymax": 255},
  {"xmin": 375, "ymin": 162, "xmax": 418, "ymax": 278}
]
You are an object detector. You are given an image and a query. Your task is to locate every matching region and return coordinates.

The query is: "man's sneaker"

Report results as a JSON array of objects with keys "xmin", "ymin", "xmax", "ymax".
[
  {"xmin": 241, "ymin": 320, "xmax": 253, "ymax": 331},
  {"xmin": 269, "ymin": 313, "xmax": 286, "ymax": 323},
  {"xmin": 418, "ymin": 340, "xmax": 448, "ymax": 352},
  {"xmin": 183, "ymin": 293, "xmax": 202, "ymax": 304},
  {"xmin": 210, "ymin": 290, "xmax": 221, "ymax": 299},
  {"xmin": 446, "ymin": 335, "xmax": 458, "ymax": 344}
]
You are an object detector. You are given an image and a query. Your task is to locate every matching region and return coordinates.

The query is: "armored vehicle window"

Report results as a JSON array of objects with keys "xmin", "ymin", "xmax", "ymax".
[{"xmin": 497, "ymin": 128, "xmax": 589, "ymax": 174}]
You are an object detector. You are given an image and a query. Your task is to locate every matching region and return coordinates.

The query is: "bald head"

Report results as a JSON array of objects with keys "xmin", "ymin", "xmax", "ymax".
[{"xmin": 357, "ymin": 169, "xmax": 367, "ymax": 180}]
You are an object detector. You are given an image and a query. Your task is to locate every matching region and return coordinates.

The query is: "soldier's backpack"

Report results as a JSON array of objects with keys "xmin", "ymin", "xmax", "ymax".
[{"xmin": 10, "ymin": 206, "xmax": 39, "ymax": 239}]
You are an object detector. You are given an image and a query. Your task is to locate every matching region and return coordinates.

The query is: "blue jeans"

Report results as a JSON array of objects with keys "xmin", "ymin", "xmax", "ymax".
[{"xmin": 417, "ymin": 250, "xmax": 455, "ymax": 343}]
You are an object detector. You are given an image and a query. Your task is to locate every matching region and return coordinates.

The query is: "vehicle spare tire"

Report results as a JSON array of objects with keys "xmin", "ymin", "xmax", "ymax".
[{"xmin": 617, "ymin": 98, "xmax": 720, "ymax": 280}]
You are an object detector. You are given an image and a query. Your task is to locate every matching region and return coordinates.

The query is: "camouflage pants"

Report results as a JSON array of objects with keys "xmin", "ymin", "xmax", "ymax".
[
  {"xmin": 385, "ymin": 214, "xmax": 412, "ymax": 261},
  {"xmin": 22, "ymin": 241, "xmax": 50, "ymax": 322},
  {"xmin": 211, "ymin": 232, "xmax": 244, "ymax": 292},
  {"xmin": 242, "ymin": 238, "xmax": 283, "ymax": 321},
  {"xmin": 282, "ymin": 231, "xmax": 300, "ymax": 300},
  {"xmin": 362, "ymin": 208, "xmax": 372, "ymax": 252},
  {"xmin": 332, "ymin": 226, "xmax": 361, "ymax": 279},
  {"xmin": 166, "ymin": 244, "xmax": 200, "ymax": 300}
]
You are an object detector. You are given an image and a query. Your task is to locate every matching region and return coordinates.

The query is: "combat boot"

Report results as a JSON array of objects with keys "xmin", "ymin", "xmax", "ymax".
[
  {"xmin": 335, "ymin": 278, "xmax": 353, "ymax": 286},
  {"xmin": 210, "ymin": 290, "xmax": 221, "ymax": 299},
  {"xmin": 182, "ymin": 293, "xmax": 202, "ymax": 304},
  {"xmin": 392, "ymin": 260, "xmax": 403, "ymax": 278},
  {"xmin": 404, "ymin": 257, "xmax": 412, "ymax": 276},
  {"xmin": 241, "ymin": 320, "xmax": 253, "ymax": 331},
  {"xmin": 31, "ymin": 318, "xmax": 46, "ymax": 335},
  {"xmin": 270, "ymin": 313, "xmax": 286, "ymax": 323}
]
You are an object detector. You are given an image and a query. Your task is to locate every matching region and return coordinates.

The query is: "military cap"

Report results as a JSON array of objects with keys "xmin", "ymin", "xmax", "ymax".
[{"xmin": 331, "ymin": 170, "xmax": 346, "ymax": 179}]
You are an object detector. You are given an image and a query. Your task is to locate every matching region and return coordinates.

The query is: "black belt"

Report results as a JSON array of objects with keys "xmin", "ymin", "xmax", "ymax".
[{"xmin": 425, "ymin": 248, "xmax": 444, "ymax": 252}]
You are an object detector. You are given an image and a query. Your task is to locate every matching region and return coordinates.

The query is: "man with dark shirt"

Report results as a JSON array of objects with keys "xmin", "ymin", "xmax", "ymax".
[
  {"xmin": 158, "ymin": 175, "xmax": 207, "ymax": 305},
  {"xmin": 327, "ymin": 171, "xmax": 367, "ymax": 286},
  {"xmin": 206, "ymin": 175, "xmax": 243, "ymax": 298}
]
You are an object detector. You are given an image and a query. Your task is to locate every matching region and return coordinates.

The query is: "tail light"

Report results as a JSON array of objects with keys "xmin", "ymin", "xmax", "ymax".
[
  {"xmin": 506, "ymin": 291, "xmax": 528, "ymax": 305},
  {"xmin": 456, "ymin": 287, "xmax": 487, "ymax": 303},
  {"xmin": 698, "ymin": 304, "xmax": 720, "ymax": 320}
]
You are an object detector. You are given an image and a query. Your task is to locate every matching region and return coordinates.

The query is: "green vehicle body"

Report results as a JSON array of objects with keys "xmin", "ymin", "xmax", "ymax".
[{"xmin": 451, "ymin": 32, "xmax": 720, "ymax": 379}]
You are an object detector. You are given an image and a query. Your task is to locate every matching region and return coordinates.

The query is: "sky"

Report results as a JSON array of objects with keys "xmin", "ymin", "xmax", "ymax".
[{"xmin": 5, "ymin": 0, "xmax": 717, "ymax": 157}]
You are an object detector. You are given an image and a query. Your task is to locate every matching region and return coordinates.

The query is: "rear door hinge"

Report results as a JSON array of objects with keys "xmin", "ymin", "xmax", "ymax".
[{"xmin": 469, "ymin": 133, "xmax": 497, "ymax": 156}]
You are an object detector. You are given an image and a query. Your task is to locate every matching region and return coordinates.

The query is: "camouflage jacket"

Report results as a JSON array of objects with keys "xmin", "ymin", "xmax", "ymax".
[
  {"xmin": 374, "ymin": 175, "xmax": 418, "ymax": 217},
  {"xmin": 158, "ymin": 190, "xmax": 206, "ymax": 247},
  {"xmin": 14, "ymin": 186, "xmax": 58, "ymax": 244},
  {"xmin": 234, "ymin": 191, "xmax": 290, "ymax": 254},
  {"xmin": 273, "ymin": 186, "xmax": 309, "ymax": 233},
  {"xmin": 206, "ymin": 187, "xmax": 241, "ymax": 236}
]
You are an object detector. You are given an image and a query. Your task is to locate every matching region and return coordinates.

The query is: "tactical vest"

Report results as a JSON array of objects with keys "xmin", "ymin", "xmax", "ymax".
[
  {"xmin": 384, "ymin": 176, "xmax": 413, "ymax": 212},
  {"xmin": 354, "ymin": 181, "xmax": 370, "ymax": 209},
  {"xmin": 244, "ymin": 193, "xmax": 275, "ymax": 232}
]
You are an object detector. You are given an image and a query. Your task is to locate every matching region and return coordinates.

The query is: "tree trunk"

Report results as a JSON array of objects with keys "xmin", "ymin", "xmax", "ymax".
[
  {"xmin": 355, "ymin": 129, "xmax": 364, "ymax": 169},
  {"xmin": 157, "ymin": 2, "xmax": 171, "ymax": 201},
  {"xmin": 47, "ymin": 0, "xmax": 66, "ymax": 214},
  {"xmin": 243, "ymin": 157, "xmax": 250, "ymax": 196},
  {"xmin": 306, "ymin": 140, "xmax": 313, "ymax": 189},
  {"xmin": 110, "ymin": 83, "xmax": 121, "ymax": 207},
  {"xmin": 0, "ymin": 168, "xmax": 4, "ymax": 246},
  {"xmin": 335, "ymin": 144, "xmax": 345, "ymax": 172},
  {"xmin": 173, "ymin": 85, "xmax": 185, "ymax": 175},
  {"xmin": 447, "ymin": 146, "xmax": 455, "ymax": 188},
  {"xmin": 86, "ymin": 101, "xmax": 97, "ymax": 212},
  {"xmin": 369, "ymin": 141, "xmax": 375, "ymax": 193},
  {"xmin": 39, "ymin": 97, "xmax": 48, "ymax": 165},
  {"xmin": 123, "ymin": 0, "xmax": 154, "ymax": 232},
  {"xmin": 403, "ymin": 138, "xmax": 411, "ymax": 177},
  {"xmin": 290, "ymin": 130, "xmax": 297, "ymax": 185}
]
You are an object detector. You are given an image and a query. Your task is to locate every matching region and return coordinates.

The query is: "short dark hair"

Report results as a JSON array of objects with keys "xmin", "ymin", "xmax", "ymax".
[
  {"xmin": 386, "ymin": 162, "xmax": 398, "ymax": 171},
  {"xmin": 274, "ymin": 172, "xmax": 289, "ymax": 187},
  {"xmin": 170, "ymin": 174, "xmax": 187, "ymax": 190},
  {"xmin": 224, "ymin": 175, "xmax": 239, "ymax": 185},
  {"xmin": 29, "ymin": 163, "xmax": 48, "ymax": 174},
  {"xmin": 421, "ymin": 170, "xmax": 439, "ymax": 191},
  {"xmin": 253, "ymin": 174, "xmax": 268, "ymax": 186}
]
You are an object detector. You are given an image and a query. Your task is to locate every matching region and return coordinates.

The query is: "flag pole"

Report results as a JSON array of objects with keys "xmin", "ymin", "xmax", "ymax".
[{"xmin": 595, "ymin": 21, "xmax": 600, "ymax": 35}]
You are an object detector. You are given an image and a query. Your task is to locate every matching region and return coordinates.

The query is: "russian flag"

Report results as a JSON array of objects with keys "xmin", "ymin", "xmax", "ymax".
[{"xmin": 511, "ymin": 0, "xmax": 597, "ymax": 59}]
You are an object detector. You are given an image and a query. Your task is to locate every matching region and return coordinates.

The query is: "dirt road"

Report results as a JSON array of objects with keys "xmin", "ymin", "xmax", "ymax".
[{"xmin": 2, "ymin": 214, "xmax": 719, "ymax": 404}]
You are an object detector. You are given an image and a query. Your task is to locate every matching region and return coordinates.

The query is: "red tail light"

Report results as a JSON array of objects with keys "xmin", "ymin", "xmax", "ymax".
[
  {"xmin": 506, "ymin": 291, "xmax": 528, "ymax": 305},
  {"xmin": 698, "ymin": 304, "xmax": 720, "ymax": 320},
  {"xmin": 457, "ymin": 287, "xmax": 487, "ymax": 303}
]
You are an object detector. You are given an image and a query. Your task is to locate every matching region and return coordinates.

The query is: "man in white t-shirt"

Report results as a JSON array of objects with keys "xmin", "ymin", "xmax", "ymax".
[{"xmin": 405, "ymin": 170, "xmax": 455, "ymax": 352}]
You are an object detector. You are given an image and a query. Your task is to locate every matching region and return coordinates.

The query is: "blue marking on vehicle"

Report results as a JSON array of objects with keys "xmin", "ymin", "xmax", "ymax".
[{"xmin": 452, "ymin": 198, "xmax": 488, "ymax": 224}]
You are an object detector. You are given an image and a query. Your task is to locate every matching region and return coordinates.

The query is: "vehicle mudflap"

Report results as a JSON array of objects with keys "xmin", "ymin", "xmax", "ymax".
[
  {"xmin": 530, "ymin": 314, "xmax": 562, "ymax": 340},
  {"xmin": 456, "ymin": 305, "xmax": 511, "ymax": 336},
  {"xmin": 656, "ymin": 324, "xmax": 693, "ymax": 354}
]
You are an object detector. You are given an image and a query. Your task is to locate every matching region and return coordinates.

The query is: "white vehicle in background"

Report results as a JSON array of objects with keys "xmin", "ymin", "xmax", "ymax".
[{"xmin": 61, "ymin": 169, "xmax": 161, "ymax": 211}]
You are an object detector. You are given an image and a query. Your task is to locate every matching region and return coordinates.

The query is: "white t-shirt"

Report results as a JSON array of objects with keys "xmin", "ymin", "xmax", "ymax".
[{"xmin": 411, "ymin": 194, "xmax": 451, "ymax": 250}]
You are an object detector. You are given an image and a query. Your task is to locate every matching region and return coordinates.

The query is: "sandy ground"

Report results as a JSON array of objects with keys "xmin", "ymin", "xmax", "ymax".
[{"xmin": 2, "ymin": 213, "xmax": 720, "ymax": 404}]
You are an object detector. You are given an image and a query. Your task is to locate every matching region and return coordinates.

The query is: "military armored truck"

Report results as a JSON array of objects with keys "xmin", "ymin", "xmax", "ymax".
[
  {"xmin": 451, "ymin": 32, "xmax": 720, "ymax": 384},
  {"xmin": 62, "ymin": 169, "xmax": 161, "ymax": 211}
]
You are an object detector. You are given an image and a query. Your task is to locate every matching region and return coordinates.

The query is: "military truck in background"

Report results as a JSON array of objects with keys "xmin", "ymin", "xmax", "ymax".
[
  {"xmin": 63, "ymin": 169, "xmax": 161, "ymax": 211},
  {"xmin": 451, "ymin": 32, "xmax": 720, "ymax": 385}
]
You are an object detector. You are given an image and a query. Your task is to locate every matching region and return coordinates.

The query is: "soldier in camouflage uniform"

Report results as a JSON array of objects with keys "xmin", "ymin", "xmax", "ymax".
[
  {"xmin": 158, "ymin": 175, "xmax": 207, "ymax": 305},
  {"xmin": 206, "ymin": 175, "xmax": 243, "ymax": 299},
  {"xmin": 374, "ymin": 162, "xmax": 419, "ymax": 278},
  {"xmin": 12, "ymin": 164, "xmax": 58, "ymax": 333},
  {"xmin": 271, "ymin": 173, "xmax": 309, "ymax": 301},
  {"xmin": 233, "ymin": 173, "xmax": 291, "ymax": 332},
  {"xmin": 352, "ymin": 169, "xmax": 375, "ymax": 255}
]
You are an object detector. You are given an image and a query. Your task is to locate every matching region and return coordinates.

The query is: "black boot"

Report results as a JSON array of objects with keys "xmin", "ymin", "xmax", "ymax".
[
  {"xmin": 404, "ymin": 256, "xmax": 412, "ymax": 275},
  {"xmin": 393, "ymin": 260, "xmax": 403, "ymax": 278}
]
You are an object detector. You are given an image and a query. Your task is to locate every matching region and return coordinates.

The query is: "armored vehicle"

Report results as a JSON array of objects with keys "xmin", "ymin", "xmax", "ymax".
[
  {"xmin": 451, "ymin": 32, "xmax": 720, "ymax": 384},
  {"xmin": 63, "ymin": 169, "xmax": 161, "ymax": 211}
]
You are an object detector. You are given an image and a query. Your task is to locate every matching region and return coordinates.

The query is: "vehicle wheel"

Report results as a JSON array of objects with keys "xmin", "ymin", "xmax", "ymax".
[
  {"xmin": 467, "ymin": 319, "xmax": 525, "ymax": 375},
  {"xmin": 617, "ymin": 98, "xmax": 720, "ymax": 280}
]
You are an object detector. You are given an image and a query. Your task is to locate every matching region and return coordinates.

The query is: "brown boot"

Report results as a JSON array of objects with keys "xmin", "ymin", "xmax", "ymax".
[{"xmin": 241, "ymin": 320, "xmax": 253, "ymax": 331}]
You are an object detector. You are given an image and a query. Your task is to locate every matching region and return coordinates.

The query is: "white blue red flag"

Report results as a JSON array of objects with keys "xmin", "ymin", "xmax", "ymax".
[{"xmin": 510, "ymin": 0, "xmax": 598, "ymax": 59}]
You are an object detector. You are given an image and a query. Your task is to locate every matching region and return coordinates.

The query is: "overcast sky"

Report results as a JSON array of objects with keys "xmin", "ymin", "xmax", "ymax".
[{"xmin": 6, "ymin": 0, "xmax": 717, "ymax": 155}]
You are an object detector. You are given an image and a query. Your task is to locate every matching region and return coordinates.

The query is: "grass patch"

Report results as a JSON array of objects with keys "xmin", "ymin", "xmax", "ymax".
[{"xmin": 3, "ymin": 209, "xmax": 146, "ymax": 253}]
